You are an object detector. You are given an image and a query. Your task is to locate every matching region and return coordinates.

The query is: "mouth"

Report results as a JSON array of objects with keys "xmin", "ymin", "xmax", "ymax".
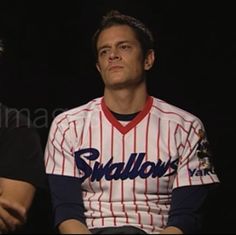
[{"xmin": 108, "ymin": 65, "xmax": 123, "ymax": 71}]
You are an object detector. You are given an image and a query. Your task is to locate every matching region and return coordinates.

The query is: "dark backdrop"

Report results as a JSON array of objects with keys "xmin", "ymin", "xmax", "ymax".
[{"xmin": 0, "ymin": 1, "xmax": 235, "ymax": 233}]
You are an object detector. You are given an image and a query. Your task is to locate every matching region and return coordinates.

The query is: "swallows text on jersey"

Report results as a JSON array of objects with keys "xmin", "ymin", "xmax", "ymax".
[{"xmin": 75, "ymin": 148, "xmax": 178, "ymax": 182}]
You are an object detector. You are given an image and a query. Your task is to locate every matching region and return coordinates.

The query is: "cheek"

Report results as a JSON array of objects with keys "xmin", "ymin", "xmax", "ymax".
[
  {"xmin": 128, "ymin": 53, "xmax": 144, "ymax": 68},
  {"xmin": 130, "ymin": 59, "xmax": 145, "ymax": 74}
]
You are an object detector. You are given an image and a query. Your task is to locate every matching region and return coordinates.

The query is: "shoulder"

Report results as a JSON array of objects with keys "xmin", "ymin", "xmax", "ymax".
[
  {"xmin": 0, "ymin": 103, "xmax": 40, "ymax": 140},
  {"xmin": 50, "ymin": 97, "xmax": 102, "ymax": 130},
  {"xmin": 151, "ymin": 97, "xmax": 204, "ymax": 128},
  {"xmin": 0, "ymin": 104, "xmax": 41, "ymax": 151}
]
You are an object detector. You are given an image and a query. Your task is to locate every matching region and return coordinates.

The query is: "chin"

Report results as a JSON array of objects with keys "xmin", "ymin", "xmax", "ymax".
[
  {"xmin": 106, "ymin": 76, "xmax": 126, "ymax": 86},
  {"xmin": 106, "ymin": 80, "xmax": 134, "ymax": 90}
]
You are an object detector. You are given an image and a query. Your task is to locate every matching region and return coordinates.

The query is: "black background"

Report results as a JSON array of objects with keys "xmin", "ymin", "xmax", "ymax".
[{"xmin": 0, "ymin": 1, "xmax": 235, "ymax": 233}]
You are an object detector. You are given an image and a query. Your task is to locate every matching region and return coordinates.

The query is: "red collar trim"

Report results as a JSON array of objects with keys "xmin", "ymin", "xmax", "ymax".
[{"xmin": 101, "ymin": 96, "xmax": 153, "ymax": 135}]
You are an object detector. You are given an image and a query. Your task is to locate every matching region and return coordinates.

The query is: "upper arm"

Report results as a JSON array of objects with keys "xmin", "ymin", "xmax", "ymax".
[
  {"xmin": 174, "ymin": 119, "xmax": 219, "ymax": 188},
  {"xmin": 45, "ymin": 117, "xmax": 78, "ymax": 177}
]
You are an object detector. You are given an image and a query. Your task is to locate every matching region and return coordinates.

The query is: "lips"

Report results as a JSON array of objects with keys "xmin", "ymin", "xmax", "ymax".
[{"xmin": 108, "ymin": 65, "xmax": 123, "ymax": 71}]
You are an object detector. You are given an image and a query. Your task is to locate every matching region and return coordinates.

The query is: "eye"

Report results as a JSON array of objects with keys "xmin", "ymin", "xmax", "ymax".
[
  {"xmin": 99, "ymin": 48, "xmax": 109, "ymax": 57},
  {"xmin": 120, "ymin": 44, "xmax": 131, "ymax": 50}
]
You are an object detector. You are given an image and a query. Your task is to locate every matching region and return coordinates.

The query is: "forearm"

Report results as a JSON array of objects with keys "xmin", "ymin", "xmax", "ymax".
[
  {"xmin": 160, "ymin": 226, "xmax": 183, "ymax": 234},
  {"xmin": 0, "ymin": 177, "xmax": 35, "ymax": 211},
  {"xmin": 58, "ymin": 219, "xmax": 91, "ymax": 234}
]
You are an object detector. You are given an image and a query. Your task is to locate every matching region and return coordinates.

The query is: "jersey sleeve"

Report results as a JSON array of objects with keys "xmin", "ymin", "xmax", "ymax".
[
  {"xmin": 167, "ymin": 184, "xmax": 211, "ymax": 233},
  {"xmin": 44, "ymin": 115, "xmax": 78, "ymax": 177},
  {"xmin": 173, "ymin": 118, "xmax": 220, "ymax": 188},
  {"xmin": 48, "ymin": 174, "xmax": 86, "ymax": 228}
]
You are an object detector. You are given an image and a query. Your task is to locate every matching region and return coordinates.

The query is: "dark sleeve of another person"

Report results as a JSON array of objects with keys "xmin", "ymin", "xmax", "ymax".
[{"xmin": 0, "ymin": 111, "xmax": 46, "ymax": 188}]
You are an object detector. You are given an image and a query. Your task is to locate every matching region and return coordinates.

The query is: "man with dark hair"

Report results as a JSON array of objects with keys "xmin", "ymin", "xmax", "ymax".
[
  {"xmin": 45, "ymin": 11, "xmax": 219, "ymax": 234},
  {"xmin": 0, "ymin": 40, "xmax": 47, "ymax": 233}
]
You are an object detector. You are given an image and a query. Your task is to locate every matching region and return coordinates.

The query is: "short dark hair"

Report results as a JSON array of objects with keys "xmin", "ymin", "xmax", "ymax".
[{"xmin": 92, "ymin": 10, "xmax": 154, "ymax": 61}]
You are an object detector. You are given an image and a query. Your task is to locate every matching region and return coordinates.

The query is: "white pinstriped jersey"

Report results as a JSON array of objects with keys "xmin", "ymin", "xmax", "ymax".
[{"xmin": 45, "ymin": 96, "xmax": 219, "ymax": 234}]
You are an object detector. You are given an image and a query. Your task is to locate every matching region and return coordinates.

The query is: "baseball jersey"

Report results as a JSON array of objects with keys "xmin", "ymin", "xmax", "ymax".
[{"xmin": 45, "ymin": 96, "xmax": 219, "ymax": 234}]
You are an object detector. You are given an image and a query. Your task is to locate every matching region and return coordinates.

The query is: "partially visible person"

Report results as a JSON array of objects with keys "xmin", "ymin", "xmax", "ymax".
[
  {"xmin": 45, "ymin": 11, "xmax": 220, "ymax": 234},
  {"xmin": 0, "ymin": 40, "xmax": 47, "ymax": 233},
  {"xmin": 0, "ymin": 103, "xmax": 47, "ymax": 233}
]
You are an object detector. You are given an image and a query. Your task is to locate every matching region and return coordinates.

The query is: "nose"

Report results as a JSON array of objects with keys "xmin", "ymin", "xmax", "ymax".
[{"xmin": 108, "ymin": 48, "xmax": 120, "ymax": 61}]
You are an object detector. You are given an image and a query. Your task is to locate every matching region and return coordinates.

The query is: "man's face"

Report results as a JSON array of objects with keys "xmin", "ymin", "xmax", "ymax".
[{"xmin": 96, "ymin": 25, "xmax": 151, "ymax": 90}]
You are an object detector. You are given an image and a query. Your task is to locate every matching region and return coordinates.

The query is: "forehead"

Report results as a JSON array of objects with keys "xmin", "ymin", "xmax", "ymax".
[{"xmin": 97, "ymin": 25, "xmax": 139, "ymax": 48}]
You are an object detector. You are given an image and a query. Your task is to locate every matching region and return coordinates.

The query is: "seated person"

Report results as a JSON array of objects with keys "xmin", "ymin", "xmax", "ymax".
[{"xmin": 0, "ymin": 103, "xmax": 47, "ymax": 233}]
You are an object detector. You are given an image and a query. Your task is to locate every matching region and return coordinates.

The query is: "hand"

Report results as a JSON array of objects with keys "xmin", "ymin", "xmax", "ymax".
[
  {"xmin": 160, "ymin": 226, "xmax": 183, "ymax": 234},
  {"xmin": 59, "ymin": 219, "xmax": 92, "ymax": 234},
  {"xmin": 0, "ymin": 178, "xmax": 35, "ymax": 233},
  {"xmin": 0, "ymin": 196, "xmax": 27, "ymax": 233}
]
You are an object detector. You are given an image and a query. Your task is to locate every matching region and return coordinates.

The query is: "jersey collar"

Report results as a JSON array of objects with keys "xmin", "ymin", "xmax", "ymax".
[{"xmin": 101, "ymin": 96, "xmax": 153, "ymax": 135}]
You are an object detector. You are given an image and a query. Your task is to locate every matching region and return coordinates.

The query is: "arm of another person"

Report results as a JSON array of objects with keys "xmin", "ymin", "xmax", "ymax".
[
  {"xmin": 0, "ymin": 178, "xmax": 35, "ymax": 232},
  {"xmin": 0, "ymin": 122, "xmax": 46, "ymax": 233}
]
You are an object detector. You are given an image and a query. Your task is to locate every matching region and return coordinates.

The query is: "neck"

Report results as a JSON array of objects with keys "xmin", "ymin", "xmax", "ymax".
[{"xmin": 103, "ymin": 82, "xmax": 148, "ymax": 114}]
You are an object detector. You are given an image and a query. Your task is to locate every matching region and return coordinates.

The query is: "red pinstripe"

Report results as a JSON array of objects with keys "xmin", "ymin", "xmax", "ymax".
[
  {"xmin": 109, "ymin": 126, "xmax": 116, "ymax": 225},
  {"xmin": 145, "ymin": 113, "xmax": 154, "ymax": 229},
  {"xmin": 192, "ymin": 124, "xmax": 200, "ymax": 135},
  {"xmin": 186, "ymin": 140, "xmax": 193, "ymax": 185},
  {"xmin": 98, "ymin": 111, "xmax": 104, "ymax": 226},
  {"xmin": 175, "ymin": 123, "xmax": 190, "ymax": 135},
  {"xmin": 88, "ymin": 124, "xmax": 95, "ymax": 226},
  {"xmin": 50, "ymin": 125, "xmax": 58, "ymax": 174},
  {"xmin": 73, "ymin": 120, "xmax": 78, "ymax": 138},
  {"xmin": 80, "ymin": 118, "xmax": 86, "ymax": 197},
  {"xmin": 133, "ymin": 126, "xmax": 141, "ymax": 225},
  {"xmin": 45, "ymin": 145, "xmax": 50, "ymax": 169},
  {"xmin": 61, "ymin": 127, "xmax": 69, "ymax": 175},
  {"xmin": 166, "ymin": 121, "xmax": 172, "ymax": 194},
  {"xmin": 174, "ymin": 124, "xmax": 181, "ymax": 188},
  {"xmin": 177, "ymin": 143, "xmax": 185, "ymax": 151},
  {"xmin": 156, "ymin": 118, "xmax": 164, "ymax": 228},
  {"xmin": 121, "ymin": 135, "xmax": 129, "ymax": 224},
  {"xmin": 153, "ymin": 105, "xmax": 193, "ymax": 124}
]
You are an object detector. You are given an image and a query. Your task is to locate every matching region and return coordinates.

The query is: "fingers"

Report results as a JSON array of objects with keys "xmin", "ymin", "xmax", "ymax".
[
  {"xmin": 0, "ymin": 197, "xmax": 26, "ymax": 222},
  {"xmin": 0, "ymin": 207, "xmax": 24, "ymax": 233},
  {"xmin": 0, "ymin": 218, "xmax": 8, "ymax": 234},
  {"xmin": 0, "ymin": 198, "xmax": 27, "ymax": 233}
]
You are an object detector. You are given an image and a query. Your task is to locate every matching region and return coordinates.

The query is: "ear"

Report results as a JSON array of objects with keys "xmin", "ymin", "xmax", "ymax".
[
  {"xmin": 144, "ymin": 49, "xmax": 155, "ymax": 71},
  {"xmin": 96, "ymin": 62, "xmax": 101, "ymax": 73}
]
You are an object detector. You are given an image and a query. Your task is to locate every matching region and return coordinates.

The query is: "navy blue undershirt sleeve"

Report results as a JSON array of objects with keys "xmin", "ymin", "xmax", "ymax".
[
  {"xmin": 48, "ymin": 174, "xmax": 86, "ymax": 228},
  {"xmin": 167, "ymin": 184, "xmax": 216, "ymax": 233}
]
